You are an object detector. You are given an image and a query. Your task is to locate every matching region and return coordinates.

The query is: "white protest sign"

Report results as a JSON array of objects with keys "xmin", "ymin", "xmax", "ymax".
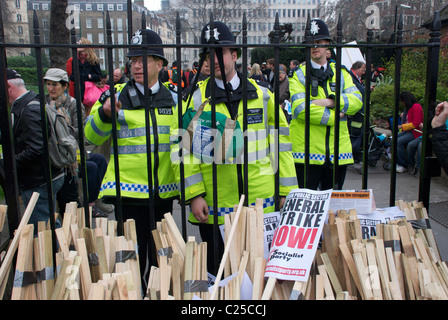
[
  {"xmin": 329, "ymin": 189, "xmax": 375, "ymax": 214},
  {"xmin": 264, "ymin": 189, "xmax": 332, "ymax": 282},
  {"xmin": 356, "ymin": 206, "xmax": 406, "ymax": 239},
  {"xmin": 334, "ymin": 41, "xmax": 365, "ymax": 69}
]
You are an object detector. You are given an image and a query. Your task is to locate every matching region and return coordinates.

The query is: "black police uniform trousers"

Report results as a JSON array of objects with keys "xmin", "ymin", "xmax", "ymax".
[{"xmin": 295, "ymin": 161, "xmax": 347, "ymax": 191}]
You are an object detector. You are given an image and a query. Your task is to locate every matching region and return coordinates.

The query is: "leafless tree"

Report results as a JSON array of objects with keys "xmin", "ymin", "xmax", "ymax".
[{"xmin": 49, "ymin": 0, "xmax": 70, "ymax": 69}]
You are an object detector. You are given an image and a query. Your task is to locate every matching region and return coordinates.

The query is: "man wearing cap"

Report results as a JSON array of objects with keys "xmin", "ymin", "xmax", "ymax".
[
  {"xmin": 170, "ymin": 21, "xmax": 297, "ymax": 274},
  {"xmin": 289, "ymin": 19, "xmax": 363, "ymax": 190},
  {"xmin": 5, "ymin": 68, "xmax": 65, "ymax": 234},
  {"xmin": 84, "ymin": 29, "xmax": 178, "ymax": 291}
]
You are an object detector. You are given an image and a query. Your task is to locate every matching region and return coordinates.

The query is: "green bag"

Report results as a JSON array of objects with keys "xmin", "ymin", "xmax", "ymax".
[{"xmin": 182, "ymin": 99, "xmax": 244, "ymax": 163}]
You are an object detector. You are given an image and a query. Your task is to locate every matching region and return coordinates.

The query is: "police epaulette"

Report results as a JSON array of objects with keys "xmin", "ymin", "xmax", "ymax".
[{"xmin": 98, "ymin": 87, "xmax": 117, "ymax": 105}]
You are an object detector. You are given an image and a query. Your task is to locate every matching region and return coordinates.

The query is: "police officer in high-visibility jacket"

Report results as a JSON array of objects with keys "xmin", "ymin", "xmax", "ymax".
[
  {"xmin": 289, "ymin": 19, "xmax": 363, "ymax": 190},
  {"xmin": 84, "ymin": 29, "xmax": 178, "ymax": 290},
  {"xmin": 170, "ymin": 21, "xmax": 298, "ymax": 274}
]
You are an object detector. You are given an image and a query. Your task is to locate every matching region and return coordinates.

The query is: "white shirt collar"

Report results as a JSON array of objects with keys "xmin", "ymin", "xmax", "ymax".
[
  {"xmin": 215, "ymin": 73, "xmax": 240, "ymax": 91},
  {"xmin": 311, "ymin": 60, "xmax": 327, "ymax": 71},
  {"xmin": 135, "ymin": 81, "xmax": 160, "ymax": 95}
]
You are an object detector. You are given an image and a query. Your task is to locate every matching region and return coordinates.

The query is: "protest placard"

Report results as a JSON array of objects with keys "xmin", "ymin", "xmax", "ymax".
[
  {"xmin": 264, "ymin": 189, "xmax": 332, "ymax": 282},
  {"xmin": 329, "ymin": 189, "xmax": 375, "ymax": 214}
]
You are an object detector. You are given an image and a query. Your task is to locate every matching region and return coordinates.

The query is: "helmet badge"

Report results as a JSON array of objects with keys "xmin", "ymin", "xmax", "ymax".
[
  {"xmin": 131, "ymin": 30, "xmax": 143, "ymax": 45},
  {"xmin": 310, "ymin": 21, "xmax": 320, "ymax": 35},
  {"xmin": 205, "ymin": 25, "xmax": 220, "ymax": 42}
]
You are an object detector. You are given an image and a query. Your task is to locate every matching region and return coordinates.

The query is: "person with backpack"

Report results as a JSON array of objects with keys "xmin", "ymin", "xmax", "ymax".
[
  {"xmin": 5, "ymin": 68, "xmax": 65, "ymax": 235},
  {"xmin": 44, "ymin": 68, "xmax": 109, "ymax": 218}
]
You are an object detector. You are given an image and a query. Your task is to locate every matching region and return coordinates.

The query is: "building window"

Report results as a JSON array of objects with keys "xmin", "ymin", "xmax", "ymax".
[
  {"xmin": 97, "ymin": 4, "xmax": 104, "ymax": 11},
  {"xmin": 42, "ymin": 3, "xmax": 49, "ymax": 10},
  {"xmin": 117, "ymin": 4, "xmax": 123, "ymax": 11},
  {"xmin": 108, "ymin": 4, "xmax": 114, "ymax": 11},
  {"xmin": 87, "ymin": 33, "xmax": 93, "ymax": 43},
  {"xmin": 33, "ymin": 3, "xmax": 39, "ymax": 10},
  {"xmin": 15, "ymin": 0, "xmax": 20, "ymax": 8},
  {"xmin": 43, "ymin": 19, "xmax": 48, "ymax": 30},
  {"xmin": 117, "ymin": 33, "xmax": 124, "ymax": 44},
  {"xmin": 17, "ymin": 14, "xmax": 22, "ymax": 22},
  {"xmin": 117, "ymin": 18, "xmax": 123, "ymax": 31},
  {"xmin": 86, "ymin": 18, "xmax": 92, "ymax": 29},
  {"xmin": 98, "ymin": 18, "xmax": 103, "ymax": 29},
  {"xmin": 86, "ymin": 4, "xmax": 92, "ymax": 11},
  {"xmin": 18, "ymin": 26, "xmax": 23, "ymax": 35}
]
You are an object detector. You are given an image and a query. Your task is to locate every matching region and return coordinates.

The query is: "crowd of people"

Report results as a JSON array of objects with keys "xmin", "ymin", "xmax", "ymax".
[{"xmin": 4, "ymin": 18, "xmax": 448, "ymax": 294}]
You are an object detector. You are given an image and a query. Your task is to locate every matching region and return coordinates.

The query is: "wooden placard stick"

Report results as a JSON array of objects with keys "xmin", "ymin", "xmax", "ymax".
[
  {"xmin": 260, "ymin": 276, "xmax": 276, "ymax": 300},
  {"xmin": 353, "ymin": 252, "xmax": 374, "ymax": 300},
  {"xmin": 339, "ymin": 242, "xmax": 364, "ymax": 299},
  {"xmin": 11, "ymin": 224, "xmax": 35, "ymax": 300},
  {"xmin": 317, "ymin": 264, "xmax": 335, "ymax": 300},
  {"xmin": 0, "ymin": 192, "xmax": 39, "ymax": 296},
  {"xmin": 401, "ymin": 254, "xmax": 416, "ymax": 300},
  {"xmin": 374, "ymin": 238, "xmax": 393, "ymax": 300},
  {"xmin": 50, "ymin": 258, "xmax": 71, "ymax": 300},
  {"xmin": 183, "ymin": 240, "xmax": 195, "ymax": 300},
  {"xmin": 39, "ymin": 229, "xmax": 55, "ymax": 300},
  {"xmin": 252, "ymin": 256, "xmax": 266, "ymax": 300},
  {"xmin": 385, "ymin": 247, "xmax": 403, "ymax": 300},
  {"xmin": 209, "ymin": 195, "xmax": 245, "ymax": 300},
  {"xmin": 55, "ymin": 227, "xmax": 70, "ymax": 258},
  {"xmin": 159, "ymin": 255, "xmax": 169, "ymax": 300},
  {"xmin": 170, "ymin": 252, "xmax": 182, "ymax": 300},
  {"xmin": 321, "ymin": 252, "xmax": 343, "ymax": 295},
  {"xmin": 365, "ymin": 241, "xmax": 382, "ymax": 300},
  {"xmin": 163, "ymin": 212, "xmax": 186, "ymax": 257},
  {"xmin": 224, "ymin": 214, "xmax": 232, "ymax": 278},
  {"xmin": 82, "ymin": 227, "xmax": 99, "ymax": 282},
  {"xmin": 237, "ymin": 250, "xmax": 249, "ymax": 285},
  {"xmin": 95, "ymin": 236, "xmax": 109, "ymax": 280},
  {"xmin": 126, "ymin": 238, "xmax": 142, "ymax": 299},
  {"xmin": 76, "ymin": 237, "xmax": 92, "ymax": 299}
]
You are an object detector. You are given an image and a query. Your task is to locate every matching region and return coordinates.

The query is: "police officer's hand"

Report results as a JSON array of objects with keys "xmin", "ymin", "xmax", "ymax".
[
  {"xmin": 191, "ymin": 196, "xmax": 209, "ymax": 223},
  {"xmin": 102, "ymin": 95, "xmax": 121, "ymax": 119},
  {"xmin": 279, "ymin": 196, "xmax": 286, "ymax": 209},
  {"xmin": 432, "ymin": 101, "xmax": 448, "ymax": 128}
]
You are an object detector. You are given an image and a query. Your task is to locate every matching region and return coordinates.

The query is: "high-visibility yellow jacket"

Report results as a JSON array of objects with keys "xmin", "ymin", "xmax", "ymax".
[
  {"xmin": 289, "ymin": 62, "xmax": 363, "ymax": 165},
  {"xmin": 84, "ymin": 80, "xmax": 178, "ymax": 201},
  {"xmin": 170, "ymin": 76, "xmax": 298, "ymax": 225}
]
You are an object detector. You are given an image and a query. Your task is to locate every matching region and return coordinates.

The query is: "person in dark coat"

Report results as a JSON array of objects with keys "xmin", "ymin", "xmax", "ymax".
[{"xmin": 6, "ymin": 69, "xmax": 65, "ymax": 235}]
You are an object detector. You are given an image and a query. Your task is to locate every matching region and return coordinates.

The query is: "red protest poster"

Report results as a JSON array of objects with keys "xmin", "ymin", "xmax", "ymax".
[{"xmin": 264, "ymin": 188, "xmax": 332, "ymax": 282}]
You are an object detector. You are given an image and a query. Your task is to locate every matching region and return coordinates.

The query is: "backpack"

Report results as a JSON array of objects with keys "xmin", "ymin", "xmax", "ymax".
[{"xmin": 45, "ymin": 104, "xmax": 78, "ymax": 169}]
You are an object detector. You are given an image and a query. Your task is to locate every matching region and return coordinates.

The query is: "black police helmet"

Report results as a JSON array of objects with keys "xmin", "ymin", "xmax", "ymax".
[
  {"xmin": 200, "ymin": 21, "xmax": 241, "ymax": 58},
  {"xmin": 306, "ymin": 19, "xmax": 333, "ymax": 43},
  {"xmin": 127, "ymin": 29, "xmax": 168, "ymax": 66}
]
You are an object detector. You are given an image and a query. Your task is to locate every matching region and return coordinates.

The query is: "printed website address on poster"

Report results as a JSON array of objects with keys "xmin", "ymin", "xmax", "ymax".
[{"xmin": 265, "ymin": 265, "xmax": 306, "ymax": 276}]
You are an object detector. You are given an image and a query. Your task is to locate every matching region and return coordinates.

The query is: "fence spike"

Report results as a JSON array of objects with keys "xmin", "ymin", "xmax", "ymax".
[{"xmin": 141, "ymin": 8, "xmax": 146, "ymax": 29}]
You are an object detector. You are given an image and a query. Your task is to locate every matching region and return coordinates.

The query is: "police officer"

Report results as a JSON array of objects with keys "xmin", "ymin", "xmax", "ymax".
[
  {"xmin": 84, "ymin": 29, "xmax": 178, "ymax": 293},
  {"xmin": 170, "ymin": 21, "xmax": 297, "ymax": 275},
  {"xmin": 289, "ymin": 19, "xmax": 363, "ymax": 190}
]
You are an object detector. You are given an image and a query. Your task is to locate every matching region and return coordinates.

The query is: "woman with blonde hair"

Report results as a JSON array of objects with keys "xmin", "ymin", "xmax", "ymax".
[
  {"xmin": 249, "ymin": 63, "xmax": 267, "ymax": 82},
  {"xmin": 67, "ymin": 37, "xmax": 104, "ymax": 112}
]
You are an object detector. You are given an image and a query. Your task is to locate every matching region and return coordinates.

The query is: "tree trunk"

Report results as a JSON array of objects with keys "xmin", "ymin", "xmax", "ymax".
[{"xmin": 49, "ymin": 0, "xmax": 69, "ymax": 69}]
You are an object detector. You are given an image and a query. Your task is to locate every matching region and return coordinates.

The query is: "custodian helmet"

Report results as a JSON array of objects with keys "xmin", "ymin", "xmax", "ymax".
[
  {"xmin": 307, "ymin": 19, "xmax": 333, "ymax": 43},
  {"xmin": 200, "ymin": 21, "xmax": 241, "ymax": 58},
  {"xmin": 127, "ymin": 29, "xmax": 168, "ymax": 66}
]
